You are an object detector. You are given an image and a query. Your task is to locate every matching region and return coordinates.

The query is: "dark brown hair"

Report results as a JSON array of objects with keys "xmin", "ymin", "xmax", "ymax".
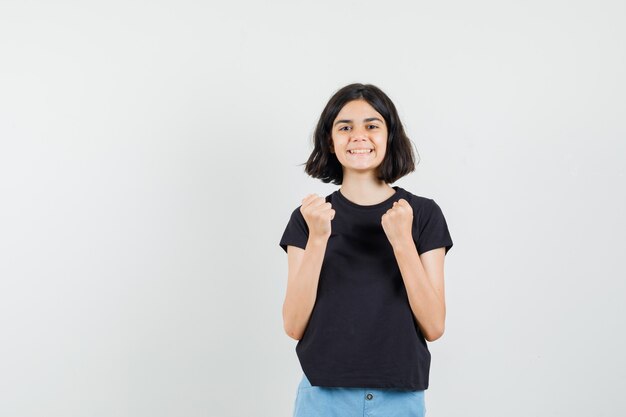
[{"xmin": 303, "ymin": 83, "xmax": 418, "ymax": 185}]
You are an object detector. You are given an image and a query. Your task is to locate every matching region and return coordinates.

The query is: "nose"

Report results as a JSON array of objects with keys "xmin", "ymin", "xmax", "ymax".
[{"xmin": 349, "ymin": 125, "xmax": 369, "ymax": 140}]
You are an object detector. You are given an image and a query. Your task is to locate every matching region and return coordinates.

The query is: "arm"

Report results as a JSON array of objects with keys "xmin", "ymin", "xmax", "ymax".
[
  {"xmin": 282, "ymin": 236, "xmax": 329, "ymax": 340},
  {"xmin": 392, "ymin": 240, "xmax": 447, "ymax": 342}
]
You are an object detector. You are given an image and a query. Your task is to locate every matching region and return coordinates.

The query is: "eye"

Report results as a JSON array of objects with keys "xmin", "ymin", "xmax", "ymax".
[
  {"xmin": 338, "ymin": 126, "xmax": 351, "ymax": 131},
  {"xmin": 367, "ymin": 124, "xmax": 379, "ymax": 129}
]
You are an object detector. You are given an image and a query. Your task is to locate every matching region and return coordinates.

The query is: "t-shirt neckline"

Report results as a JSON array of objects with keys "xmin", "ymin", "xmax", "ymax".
[{"xmin": 335, "ymin": 186, "xmax": 403, "ymax": 210}]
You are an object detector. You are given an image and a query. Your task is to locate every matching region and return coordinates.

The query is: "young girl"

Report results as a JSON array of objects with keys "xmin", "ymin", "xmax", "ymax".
[{"xmin": 279, "ymin": 83, "xmax": 453, "ymax": 417}]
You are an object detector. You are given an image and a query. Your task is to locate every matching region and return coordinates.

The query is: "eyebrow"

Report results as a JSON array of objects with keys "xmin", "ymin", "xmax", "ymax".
[{"xmin": 333, "ymin": 117, "xmax": 384, "ymax": 127}]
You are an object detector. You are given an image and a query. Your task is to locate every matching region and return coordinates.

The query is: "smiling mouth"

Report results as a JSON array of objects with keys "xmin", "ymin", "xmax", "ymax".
[{"xmin": 347, "ymin": 149, "xmax": 373, "ymax": 154}]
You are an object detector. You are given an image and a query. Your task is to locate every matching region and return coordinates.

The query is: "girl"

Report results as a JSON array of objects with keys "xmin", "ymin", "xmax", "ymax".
[{"xmin": 279, "ymin": 83, "xmax": 453, "ymax": 417}]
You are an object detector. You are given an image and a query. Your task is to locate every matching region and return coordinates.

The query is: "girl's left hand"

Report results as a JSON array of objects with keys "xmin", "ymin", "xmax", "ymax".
[{"xmin": 381, "ymin": 198, "xmax": 414, "ymax": 247}]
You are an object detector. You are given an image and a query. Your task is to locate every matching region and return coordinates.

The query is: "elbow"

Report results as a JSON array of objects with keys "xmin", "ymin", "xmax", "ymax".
[
  {"xmin": 282, "ymin": 302, "xmax": 309, "ymax": 340},
  {"xmin": 285, "ymin": 328, "xmax": 302, "ymax": 341},
  {"xmin": 283, "ymin": 306, "xmax": 300, "ymax": 340},
  {"xmin": 424, "ymin": 326, "xmax": 445, "ymax": 342},
  {"xmin": 283, "ymin": 323, "xmax": 302, "ymax": 340},
  {"xmin": 282, "ymin": 313, "xmax": 303, "ymax": 340}
]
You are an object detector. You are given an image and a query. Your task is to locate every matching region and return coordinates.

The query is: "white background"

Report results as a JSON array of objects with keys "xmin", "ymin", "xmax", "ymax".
[{"xmin": 1, "ymin": 1, "xmax": 625, "ymax": 416}]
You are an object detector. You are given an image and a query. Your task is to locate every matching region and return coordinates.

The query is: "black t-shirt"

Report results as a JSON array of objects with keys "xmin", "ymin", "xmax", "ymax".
[{"xmin": 279, "ymin": 185, "xmax": 453, "ymax": 391}]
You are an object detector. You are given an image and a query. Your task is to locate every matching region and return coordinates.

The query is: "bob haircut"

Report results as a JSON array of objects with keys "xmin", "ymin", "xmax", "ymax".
[{"xmin": 304, "ymin": 83, "xmax": 417, "ymax": 185}]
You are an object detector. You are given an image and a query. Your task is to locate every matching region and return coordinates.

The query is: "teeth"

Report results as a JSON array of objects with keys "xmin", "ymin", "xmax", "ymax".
[{"xmin": 348, "ymin": 149, "xmax": 372, "ymax": 154}]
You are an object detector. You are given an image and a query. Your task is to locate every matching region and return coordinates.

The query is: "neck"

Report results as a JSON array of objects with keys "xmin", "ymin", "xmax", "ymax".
[{"xmin": 339, "ymin": 176, "xmax": 395, "ymax": 206}]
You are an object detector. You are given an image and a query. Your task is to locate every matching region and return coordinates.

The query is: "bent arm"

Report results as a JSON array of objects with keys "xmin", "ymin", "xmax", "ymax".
[
  {"xmin": 392, "ymin": 240, "xmax": 447, "ymax": 342},
  {"xmin": 282, "ymin": 237, "xmax": 328, "ymax": 340}
]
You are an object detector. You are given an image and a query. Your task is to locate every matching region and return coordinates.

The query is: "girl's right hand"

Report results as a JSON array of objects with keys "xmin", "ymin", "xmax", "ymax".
[{"xmin": 300, "ymin": 194, "xmax": 335, "ymax": 240}]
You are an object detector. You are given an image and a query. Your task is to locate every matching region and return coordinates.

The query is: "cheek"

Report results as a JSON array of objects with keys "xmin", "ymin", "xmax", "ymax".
[
  {"xmin": 378, "ymin": 149, "xmax": 387, "ymax": 161},
  {"xmin": 377, "ymin": 141, "xmax": 388, "ymax": 159}
]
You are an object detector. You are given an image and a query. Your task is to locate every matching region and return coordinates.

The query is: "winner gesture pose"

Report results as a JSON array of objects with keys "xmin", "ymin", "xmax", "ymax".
[{"xmin": 279, "ymin": 83, "xmax": 454, "ymax": 417}]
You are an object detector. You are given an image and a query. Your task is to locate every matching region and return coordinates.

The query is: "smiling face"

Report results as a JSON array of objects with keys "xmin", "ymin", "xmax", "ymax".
[{"xmin": 330, "ymin": 99, "xmax": 388, "ymax": 175}]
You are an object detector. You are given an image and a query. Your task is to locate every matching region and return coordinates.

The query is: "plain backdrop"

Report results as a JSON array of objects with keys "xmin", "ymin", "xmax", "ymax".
[{"xmin": 1, "ymin": 1, "xmax": 625, "ymax": 416}]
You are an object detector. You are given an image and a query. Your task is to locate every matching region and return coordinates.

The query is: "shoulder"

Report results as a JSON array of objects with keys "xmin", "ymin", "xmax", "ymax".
[
  {"xmin": 400, "ymin": 188, "xmax": 436, "ymax": 212},
  {"xmin": 400, "ymin": 189, "xmax": 448, "ymax": 231}
]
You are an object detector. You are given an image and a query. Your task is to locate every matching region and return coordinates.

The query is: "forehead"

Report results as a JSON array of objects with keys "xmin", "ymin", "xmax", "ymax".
[{"xmin": 334, "ymin": 99, "xmax": 384, "ymax": 121}]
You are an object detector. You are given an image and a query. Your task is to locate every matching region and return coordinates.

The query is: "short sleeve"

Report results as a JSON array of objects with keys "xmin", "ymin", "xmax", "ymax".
[
  {"xmin": 414, "ymin": 199, "xmax": 453, "ymax": 256},
  {"xmin": 279, "ymin": 206, "xmax": 309, "ymax": 253}
]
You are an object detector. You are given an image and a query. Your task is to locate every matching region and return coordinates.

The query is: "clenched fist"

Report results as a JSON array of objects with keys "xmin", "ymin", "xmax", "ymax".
[
  {"xmin": 300, "ymin": 194, "xmax": 336, "ymax": 240},
  {"xmin": 381, "ymin": 198, "xmax": 413, "ymax": 247}
]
